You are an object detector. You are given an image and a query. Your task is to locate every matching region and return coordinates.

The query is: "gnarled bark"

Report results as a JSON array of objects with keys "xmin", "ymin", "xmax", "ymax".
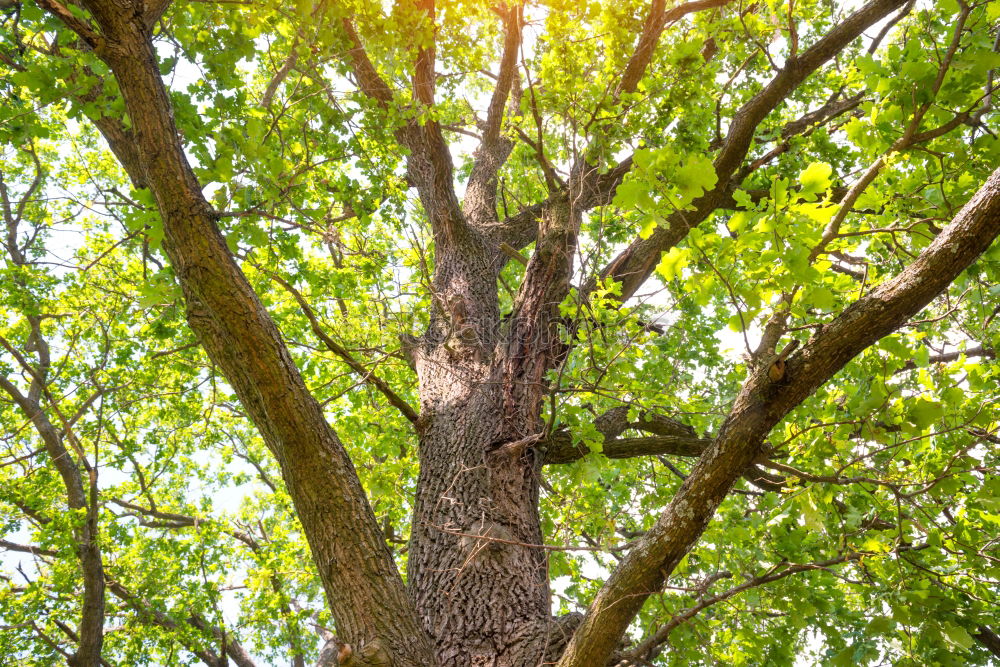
[
  {"xmin": 37, "ymin": 0, "xmax": 999, "ymax": 664},
  {"xmin": 41, "ymin": 1, "xmax": 436, "ymax": 664}
]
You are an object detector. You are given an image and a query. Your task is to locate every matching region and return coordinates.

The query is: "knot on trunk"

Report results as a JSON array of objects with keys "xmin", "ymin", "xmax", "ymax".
[
  {"xmin": 331, "ymin": 638, "xmax": 390, "ymax": 667},
  {"xmin": 487, "ymin": 433, "xmax": 543, "ymax": 462}
]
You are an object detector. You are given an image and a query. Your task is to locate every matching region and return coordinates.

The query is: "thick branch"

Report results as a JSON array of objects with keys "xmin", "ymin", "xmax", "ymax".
[
  {"xmin": 616, "ymin": 0, "xmax": 732, "ymax": 99},
  {"xmin": 541, "ymin": 407, "xmax": 782, "ymax": 491},
  {"xmin": 0, "ymin": 376, "xmax": 106, "ymax": 667},
  {"xmin": 542, "ymin": 405, "xmax": 704, "ymax": 463},
  {"xmin": 49, "ymin": 3, "xmax": 437, "ymax": 663},
  {"xmin": 543, "ymin": 433, "xmax": 712, "ymax": 463},
  {"xmin": 464, "ymin": 3, "xmax": 523, "ymax": 225},
  {"xmin": 597, "ymin": 0, "xmax": 910, "ymax": 302},
  {"xmin": 340, "ymin": 19, "xmax": 394, "ymax": 104},
  {"xmin": 556, "ymin": 167, "xmax": 1000, "ymax": 665},
  {"xmin": 260, "ymin": 36, "xmax": 300, "ymax": 109},
  {"xmin": 35, "ymin": 0, "xmax": 103, "ymax": 50},
  {"xmin": 342, "ymin": 14, "xmax": 464, "ymax": 246},
  {"xmin": 142, "ymin": 0, "xmax": 172, "ymax": 28},
  {"xmin": 501, "ymin": 197, "xmax": 580, "ymax": 436},
  {"xmin": 0, "ymin": 159, "xmax": 106, "ymax": 667},
  {"xmin": 0, "ymin": 539, "xmax": 58, "ymax": 557},
  {"xmin": 974, "ymin": 626, "xmax": 1000, "ymax": 659},
  {"xmin": 412, "ymin": 0, "xmax": 436, "ymax": 107}
]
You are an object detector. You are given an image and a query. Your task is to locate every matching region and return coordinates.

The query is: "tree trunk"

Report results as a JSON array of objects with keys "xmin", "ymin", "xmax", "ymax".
[
  {"xmin": 403, "ymin": 221, "xmax": 567, "ymax": 664},
  {"xmin": 408, "ymin": 366, "xmax": 552, "ymax": 666}
]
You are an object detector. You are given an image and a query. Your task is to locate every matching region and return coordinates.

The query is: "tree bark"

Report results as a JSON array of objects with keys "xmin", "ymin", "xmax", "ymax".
[
  {"xmin": 555, "ymin": 167, "xmax": 1000, "ymax": 666},
  {"xmin": 38, "ymin": 0, "xmax": 999, "ymax": 665},
  {"xmin": 43, "ymin": 2, "xmax": 437, "ymax": 664},
  {"xmin": 405, "ymin": 163, "xmax": 562, "ymax": 667}
]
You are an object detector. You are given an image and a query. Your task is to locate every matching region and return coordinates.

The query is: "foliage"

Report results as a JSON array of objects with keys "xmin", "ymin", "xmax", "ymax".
[{"xmin": 1, "ymin": 0, "xmax": 999, "ymax": 665}]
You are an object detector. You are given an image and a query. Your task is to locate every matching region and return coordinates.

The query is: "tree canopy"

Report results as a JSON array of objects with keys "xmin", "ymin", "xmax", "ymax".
[{"xmin": 1, "ymin": 0, "xmax": 999, "ymax": 665}]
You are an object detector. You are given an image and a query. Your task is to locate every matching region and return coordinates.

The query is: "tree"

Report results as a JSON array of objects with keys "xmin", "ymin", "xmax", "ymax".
[{"xmin": 1, "ymin": 0, "xmax": 999, "ymax": 664}]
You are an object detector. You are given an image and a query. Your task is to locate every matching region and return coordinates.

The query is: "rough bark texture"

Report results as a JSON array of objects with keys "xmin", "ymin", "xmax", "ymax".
[
  {"xmin": 53, "ymin": 2, "xmax": 437, "ymax": 664},
  {"xmin": 405, "ymin": 124, "xmax": 568, "ymax": 667},
  {"xmin": 555, "ymin": 167, "xmax": 1000, "ymax": 666},
  {"xmin": 403, "ymin": 227, "xmax": 556, "ymax": 665},
  {"xmin": 407, "ymin": 357, "xmax": 554, "ymax": 666},
  {"xmin": 38, "ymin": 0, "xmax": 1000, "ymax": 664}
]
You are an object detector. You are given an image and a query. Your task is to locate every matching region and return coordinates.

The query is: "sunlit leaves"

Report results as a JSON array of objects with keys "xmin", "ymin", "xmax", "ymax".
[
  {"xmin": 1, "ymin": 0, "xmax": 999, "ymax": 663},
  {"xmin": 798, "ymin": 161, "xmax": 832, "ymax": 196},
  {"xmin": 655, "ymin": 246, "xmax": 691, "ymax": 282}
]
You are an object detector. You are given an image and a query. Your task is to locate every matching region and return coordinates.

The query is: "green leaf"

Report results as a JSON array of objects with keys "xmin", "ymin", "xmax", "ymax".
[
  {"xmin": 639, "ymin": 214, "xmax": 659, "ymax": 240},
  {"xmin": 943, "ymin": 623, "xmax": 973, "ymax": 650},
  {"xmin": 867, "ymin": 616, "xmax": 892, "ymax": 634},
  {"xmin": 809, "ymin": 286, "xmax": 836, "ymax": 310},
  {"xmin": 908, "ymin": 398, "xmax": 944, "ymax": 430},
  {"xmin": 674, "ymin": 155, "xmax": 717, "ymax": 200},
  {"xmin": 799, "ymin": 162, "xmax": 833, "ymax": 195},
  {"xmin": 655, "ymin": 246, "xmax": 691, "ymax": 282},
  {"xmin": 613, "ymin": 180, "xmax": 651, "ymax": 209},
  {"xmin": 799, "ymin": 491, "xmax": 824, "ymax": 532}
]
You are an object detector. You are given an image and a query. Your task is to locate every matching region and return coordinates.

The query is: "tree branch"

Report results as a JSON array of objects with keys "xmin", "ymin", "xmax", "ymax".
[
  {"xmin": 0, "ymin": 538, "xmax": 57, "ymax": 557},
  {"xmin": 340, "ymin": 18, "xmax": 394, "ymax": 105},
  {"xmin": 51, "ymin": 620, "xmax": 115, "ymax": 667},
  {"xmin": 555, "ymin": 166, "xmax": 1000, "ymax": 666},
  {"xmin": 595, "ymin": 0, "xmax": 911, "ymax": 302},
  {"xmin": 341, "ymin": 12, "xmax": 465, "ymax": 245},
  {"xmin": 624, "ymin": 552, "xmax": 867, "ymax": 663},
  {"xmin": 412, "ymin": 0, "xmax": 436, "ymax": 107},
  {"xmin": 107, "ymin": 579, "xmax": 257, "ymax": 667},
  {"xmin": 142, "ymin": 0, "xmax": 172, "ymax": 28},
  {"xmin": 616, "ymin": 0, "xmax": 732, "ymax": 100},
  {"xmin": 540, "ymin": 406, "xmax": 783, "ymax": 491},
  {"xmin": 894, "ymin": 345, "xmax": 994, "ymax": 374},
  {"xmin": 35, "ymin": 0, "xmax": 104, "ymax": 51},
  {"xmin": 464, "ymin": 3, "xmax": 523, "ymax": 225},
  {"xmin": 266, "ymin": 272, "xmax": 420, "ymax": 424},
  {"xmin": 260, "ymin": 35, "xmax": 300, "ymax": 109},
  {"xmin": 974, "ymin": 626, "xmax": 1000, "ymax": 659},
  {"xmin": 0, "ymin": 155, "xmax": 106, "ymax": 667},
  {"xmin": 500, "ymin": 80, "xmax": 859, "ymax": 254},
  {"xmin": 544, "ymin": 433, "xmax": 712, "ymax": 463},
  {"xmin": 496, "ymin": 0, "xmax": 732, "ymax": 249},
  {"xmin": 500, "ymin": 197, "xmax": 581, "ymax": 438}
]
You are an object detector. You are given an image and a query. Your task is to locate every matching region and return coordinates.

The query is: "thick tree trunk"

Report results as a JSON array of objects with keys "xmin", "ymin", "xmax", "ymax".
[
  {"xmin": 404, "ymin": 229, "xmax": 564, "ymax": 665},
  {"xmin": 408, "ymin": 368, "xmax": 552, "ymax": 666},
  {"xmin": 401, "ymin": 104, "xmax": 587, "ymax": 666}
]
